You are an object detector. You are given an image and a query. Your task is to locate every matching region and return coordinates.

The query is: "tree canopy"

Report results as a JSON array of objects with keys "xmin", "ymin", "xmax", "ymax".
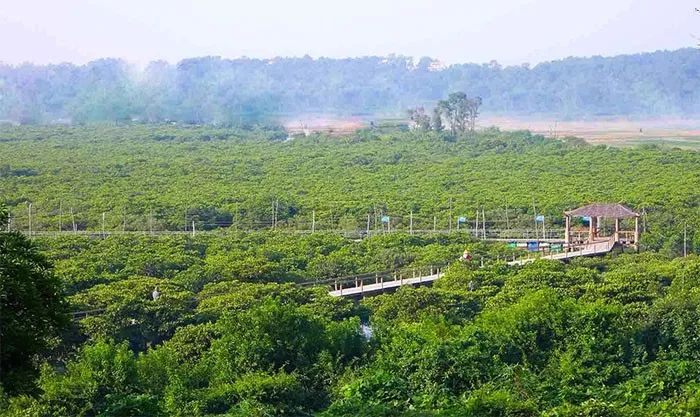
[
  {"xmin": 1, "ymin": 125, "xmax": 699, "ymax": 257},
  {"xmin": 4, "ymin": 241, "xmax": 700, "ymax": 415},
  {"xmin": 2, "ymin": 125, "xmax": 700, "ymax": 415},
  {"xmin": 0, "ymin": 204, "xmax": 67, "ymax": 393},
  {"xmin": 1, "ymin": 49, "xmax": 700, "ymax": 124}
]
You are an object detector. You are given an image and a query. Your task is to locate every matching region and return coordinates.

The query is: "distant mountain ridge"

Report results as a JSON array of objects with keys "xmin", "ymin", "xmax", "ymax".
[{"xmin": 1, "ymin": 48, "xmax": 698, "ymax": 124}]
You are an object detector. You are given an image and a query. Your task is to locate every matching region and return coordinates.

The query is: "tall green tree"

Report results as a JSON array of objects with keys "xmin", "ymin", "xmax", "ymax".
[
  {"xmin": 432, "ymin": 106, "xmax": 444, "ymax": 132},
  {"xmin": 407, "ymin": 107, "xmax": 431, "ymax": 131},
  {"xmin": 0, "ymin": 204, "xmax": 67, "ymax": 393},
  {"xmin": 437, "ymin": 92, "xmax": 482, "ymax": 135}
]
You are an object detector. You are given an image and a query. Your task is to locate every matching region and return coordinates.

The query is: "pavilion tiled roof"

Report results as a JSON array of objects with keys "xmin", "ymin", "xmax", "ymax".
[{"xmin": 565, "ymin": 203, "xmax": 639, "ymax": 218}]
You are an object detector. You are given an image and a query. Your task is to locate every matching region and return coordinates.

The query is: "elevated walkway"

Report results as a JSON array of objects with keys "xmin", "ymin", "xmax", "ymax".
[
  {"xmin": 328, "ymin": 238, "xmax": 620, "ymax": 297},
  {"xmin": 508, "ymin": 238, "xmax": 617, "ymax": 265},
  {"xmin": 328, "ymin": 271, "xmax": 443, "ymax": 297}
]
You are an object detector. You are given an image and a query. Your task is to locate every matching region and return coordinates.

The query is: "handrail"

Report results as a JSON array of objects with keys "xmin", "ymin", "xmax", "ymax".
[{"xmin": 19, "ymin": 228, "xmax": 569, "ymax": 241}]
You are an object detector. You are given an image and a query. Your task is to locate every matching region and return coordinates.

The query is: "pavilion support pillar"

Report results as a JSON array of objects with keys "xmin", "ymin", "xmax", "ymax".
[
  {"xmin": 588, "ymin": 216, "xmax": 596, "ymax": 243},
  {"xmin": 614, "ymin": 218, "xmax": 620, "ymax": 242},
  {"xmin": 634, "ymin": 216, "xmax": 640, "ymax": 252},
  {"xmin": 564, "ymin": 215, "xmax": 571, "ymax": 248},
  {"xmin": 595, "ymin": 217, "xmax": 600, "ymax": 240}
]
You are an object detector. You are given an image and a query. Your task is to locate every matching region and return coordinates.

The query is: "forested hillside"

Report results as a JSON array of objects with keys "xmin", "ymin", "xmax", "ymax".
[{"xmin": 2, "ymin": 48, "xmax": 699, "ymax": 124}]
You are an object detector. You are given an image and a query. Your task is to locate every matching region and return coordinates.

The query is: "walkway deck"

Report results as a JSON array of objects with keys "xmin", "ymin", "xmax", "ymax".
[
  {"xmin": 508, "ymin": 239, "xmax": 616, "ymax": 265},
  {"xmin": 328, "ymin": 272, "xmax": 444, "ymax": 297},
  {"xmin": 329, "ymin": 239, "xmax": 619, "ymax": 297}
]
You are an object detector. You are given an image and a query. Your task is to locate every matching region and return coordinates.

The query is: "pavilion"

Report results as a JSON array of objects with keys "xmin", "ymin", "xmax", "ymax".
[{"xmin": 564, "ymin": 203, "xmax": 640, "ymax": 250}]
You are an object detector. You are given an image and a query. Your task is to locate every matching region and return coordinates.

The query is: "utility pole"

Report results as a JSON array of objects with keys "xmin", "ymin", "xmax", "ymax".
[
  {"xmin": 373, "ymin": 206, "xmax": 377, "ymax": 233},
  {"xmin": 505, "ymin": 199, "xmax": 510, "ymax": 231},
  {"xmin": 448, "ymin": 198, "xmax": 453, "ymax": 233},
  {"xmin": 192, "ymin": 220, "xmax": 196, "ymax": 237},
  {"xmin": 542, "ymin": 215, "xmax": 546, "ymax": 239},
  {"xmin": 366, "ymin": 213, "xmax": 370, "ymax": 236},
  {"xmin": 59, "ymin": 200, "xmax": 63, "ymax": 232},
  {"xmin": 532, "ymin": 198, "xmax": 539, "ymax": 240},
  {"xmin": 70, "ymin": 207, "xmax": 76, "ymax": 234},
  {"xmin": 409, "ymin": 211, "xmax": 413, "ymax": 235},
  {"xmin": 482, "ymin": 207, "xmax": 486, "ymax": 239},
  {"xmin": 272, "ymin": 200, "xmax": 278, "ymax": 229},
  {"xmin": 312, "ymin": 210, "xmax": 316, "ymax": 233},
  {"xmin": 474, "ymin": 208, "xmax": 479, "ymax": 238},
  {"xmin": 27, "ymin": 202, "xmax": 32, "ymax": 237}
]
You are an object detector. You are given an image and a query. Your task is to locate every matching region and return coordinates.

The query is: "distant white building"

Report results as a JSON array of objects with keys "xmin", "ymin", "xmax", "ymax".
[{"xmin": 428, "ymin": 60, "xmax": 446, "ymax": 72}]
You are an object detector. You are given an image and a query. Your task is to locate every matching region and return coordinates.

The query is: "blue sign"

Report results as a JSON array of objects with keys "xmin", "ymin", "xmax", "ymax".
[
  {"xmin": 381, "ymin": 215, "xmax": 390, "ymax": 223},
  {"xmin": 457, "ymin": 216, "xmax": 467, "ymax": 224},
  {"xmin": 535, "ymin": 215, "xmax": 545, "ymax": 222},
  {"xmin": 527, "ymin": 241, "xmax": 540, "ymax": 251}
]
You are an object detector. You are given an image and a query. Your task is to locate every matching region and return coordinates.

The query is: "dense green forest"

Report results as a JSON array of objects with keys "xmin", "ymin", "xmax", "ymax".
[
  {"xmin": 1, "ymin": 125, "xmax": 698, "ymax": 255},
  {"xmin": 3, "ymin": 125, "xmax": 700, "ymax": 415},
  {"xmin": 5, "ymin": 227, "xmax": 700, "ymax": 415},
  {"xmin": 2, "ymin": 48, "xmax": 700, "ymax": 124}
]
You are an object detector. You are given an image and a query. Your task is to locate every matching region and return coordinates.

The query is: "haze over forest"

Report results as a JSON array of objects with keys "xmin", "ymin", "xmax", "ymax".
[
  {"xmin": 1, "ymin": 48, "xmax": 699, "ymax": 125},
  {"xmin": 7, "ymin": 2, "xmax": 700, "ymax": 416}
]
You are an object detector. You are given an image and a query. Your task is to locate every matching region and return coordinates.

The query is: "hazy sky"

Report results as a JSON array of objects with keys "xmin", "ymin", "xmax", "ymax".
[{"xmin": 1, "ymin": 0, "xmax": 697, "ymax": 66}]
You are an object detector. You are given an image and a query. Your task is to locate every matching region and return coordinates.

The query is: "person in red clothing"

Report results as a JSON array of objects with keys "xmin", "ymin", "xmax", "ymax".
[{"xmin": 462, "ymin": 249, "xmax": 473, "ymax": 261}]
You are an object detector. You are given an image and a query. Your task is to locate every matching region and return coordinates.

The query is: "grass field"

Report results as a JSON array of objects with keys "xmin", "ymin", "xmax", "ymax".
[
  {"xmin": 481, "ymin": 116, "xmax": 700, "ymax": 149},
  {"xmin": 285, "ymin": 115, "xmax": 700, "ymax": 149}
]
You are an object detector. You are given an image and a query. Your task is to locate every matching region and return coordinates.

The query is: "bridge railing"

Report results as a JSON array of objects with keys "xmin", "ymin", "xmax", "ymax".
[
  {"xmin": 20, "ymin": 228, "xmax": 568, "ymax": 241},
  {"xmin": 312, "ymin": 251, "xmax": 535, "ymax": 295},
  {"xmin": 509, "ymin": 237, "xmax": 619, "ymax": 264},
  {"xmin": 302, "ymin": 263, "xmax": 450, "ymax": 293}
]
